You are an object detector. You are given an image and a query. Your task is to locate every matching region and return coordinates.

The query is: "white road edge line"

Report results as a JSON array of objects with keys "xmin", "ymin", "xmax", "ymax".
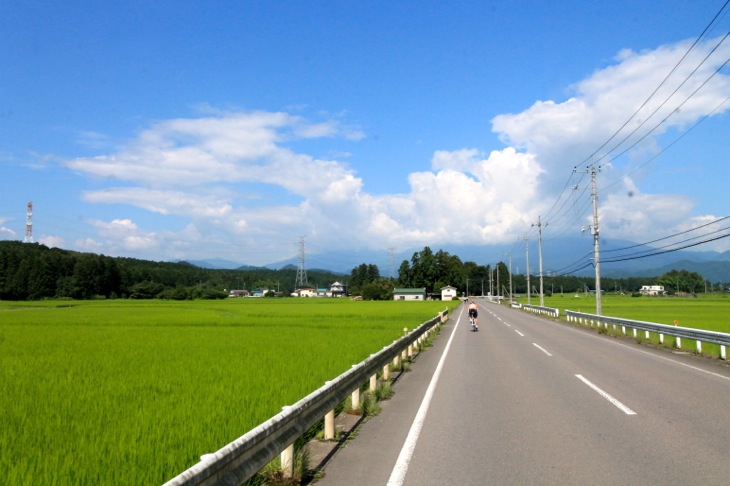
[
  {"xmin": 515, "ymin": 330, "xmax": 524, "ymax": 337},
  {"xmin": 386, "ymin": 309, "xmax": 462, "ymax": 486},
  {"xmin": 575, "ymin": 374, "xmax": 637, "ymax": 415},
  {"xmin": 532, "ymin": 343, "xmax": 552, "ymax": 356}
]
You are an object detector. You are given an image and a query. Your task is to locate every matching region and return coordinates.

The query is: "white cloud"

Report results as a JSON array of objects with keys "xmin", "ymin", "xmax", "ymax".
[
  {"xmin": 61, "ymin": 37, "xmax": 730, "ymax": 264},
  {"xmin": 0, "ymin": 217, "xmax": 16, "ymax": 239},
  {"xmin": 491, "ymin": 36, "xmax": 730, "ymax": 246}
]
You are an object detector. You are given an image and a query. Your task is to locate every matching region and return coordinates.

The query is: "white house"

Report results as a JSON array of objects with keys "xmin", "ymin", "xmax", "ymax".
[
  {"xmin": 328, "ymin": 281, "xmax": 347, "ymax": 297},
  {"xmin": 440, "ymin": 285, "xmax": 458, "ymax": 301},
  {"xmin": 393, "ymin": 288, "xmax": 427, "ymax": 301},
  {"xmin": 292, "ymin": 287, "xmax": 317, "ymax": 297},
  {"xmin": 640, "ymin": 285, "xmax": 665, "ymax": 296}
]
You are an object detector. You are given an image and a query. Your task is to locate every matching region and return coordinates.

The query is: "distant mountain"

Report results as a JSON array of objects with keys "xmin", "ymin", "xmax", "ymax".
[
  {"xmin": 182, "ymin": 258, "xmax": 259, "ymax": 270},
  {"xmin": 180, "ymin": 238, "xmax": 730, "ymax": 282}
]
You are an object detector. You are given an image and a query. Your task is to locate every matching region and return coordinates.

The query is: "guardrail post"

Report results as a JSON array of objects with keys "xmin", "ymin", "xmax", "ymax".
[
  {"xmin": 696, "ymin": 340, "xmax": 702, "ymax": 354},
  {"xmin": 281, "ymin": 443, "xmax": 294, "ymax": 477},
  {"xmin": 383, "ymin": 364, "xmax": 390, "ymax": 381},
  {"xmin": 351, "ymin": 387, "xmax": 360, "ymax": 410},
  {"xmin": 324, "ymin": 409, "xmax": 335, "ymax": 440},
  {"xmin": 407, "ymin": 343, "xmax": 414, "ymax": 358},
  {"xmin": 393, "ymin": 354, "xmax": 400, "ymax": 368},
  {"xmin": 370, "ymin": 374, "xmax": 377, "ymax": 391},
  {"xmin": 279, "ymin": 405, "xmax": 294, "ymax": 478}
]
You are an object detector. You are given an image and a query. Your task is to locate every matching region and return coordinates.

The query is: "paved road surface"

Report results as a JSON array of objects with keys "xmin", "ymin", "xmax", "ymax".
[{"xmin": 315, "ymin": 299, "xmax": 730, "ymax": 485}]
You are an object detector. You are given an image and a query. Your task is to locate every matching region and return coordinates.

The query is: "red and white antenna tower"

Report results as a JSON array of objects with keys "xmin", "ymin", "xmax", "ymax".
[{"xmin": 24, "ymin": 202, "xmax": 33, "ymax": 243}]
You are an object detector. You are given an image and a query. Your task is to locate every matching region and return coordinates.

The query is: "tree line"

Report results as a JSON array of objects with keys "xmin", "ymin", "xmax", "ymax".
[
  {"xmin": 350, "ymin": 246, "xmax": 713, "ymax": 300},
  {"xmin": 0, "ymin": 241, "xmax": 344, "ymax": 300},
  {"xmin": 0, "ymin": 241, "xmax": 714, "ymax": 301}
]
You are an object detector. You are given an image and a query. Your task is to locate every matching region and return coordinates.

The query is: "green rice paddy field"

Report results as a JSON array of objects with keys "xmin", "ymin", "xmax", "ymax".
[
  {"xmin": 528, "ymin": 292, "xmax": 730, "ymax": 333},
  {"xmin": 0, "ymin": 298, "xmax": 456, "ymax": 485},
  {"xmin": 518, "ymin": 293, "xmax": 730, "ymax": 356}
]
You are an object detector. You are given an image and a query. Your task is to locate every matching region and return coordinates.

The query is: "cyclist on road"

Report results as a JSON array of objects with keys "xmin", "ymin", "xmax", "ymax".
[{"xmin": 467, "ymin": 300, "xmax": 479, "ymax": 331}]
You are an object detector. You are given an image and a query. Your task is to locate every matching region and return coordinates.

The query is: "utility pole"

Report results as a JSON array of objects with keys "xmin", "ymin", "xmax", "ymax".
[
  {"xmin": 507, "ymin": 252, "xmax": 513, "ymax": 304},
  {"xmin": 575, "ymin": 165, "xmax": 602, "ymax": 315},
  {"xmin": 388, "ymin": 247, "xmax": 396, "ymax": 280},
  {"xmin": 524, "ymin": 237, "xmax": 531, "ymax": 305},
  {"xmin": 532, "ymin": 216, "xmax": 546, "ymax": 307},
  {"xmin": 590, "ymin": 166, "xmax": 602, "ymax": 315},
  {"xmin": 496, "ymin": 263, "xmax": 500, "ymax": 300}
]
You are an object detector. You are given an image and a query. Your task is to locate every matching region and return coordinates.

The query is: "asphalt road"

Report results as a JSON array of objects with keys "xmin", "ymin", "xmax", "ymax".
[{"xmin": 315, "ymin": 299, "xmax": 730, "ymax": 485}]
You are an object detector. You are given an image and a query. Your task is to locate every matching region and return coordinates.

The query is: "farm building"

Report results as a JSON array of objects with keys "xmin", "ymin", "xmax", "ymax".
[
  {"xmin": 292, "ymin": 287, "xmax": 317, "ymax": 297},
  {"xmin": 440, "ymin": 285, "xmax": 458, "ymax": 300},
  {"xmin": 640, "ymin": 285, "xmax": 666, "ymax": 296},
  {"xmin": 393, "ymin": 288, "xmax": 427, "ymax": 301},
  {"xmin": 328, "ymin": 281, "xmax": 347, "ymax": 297}
]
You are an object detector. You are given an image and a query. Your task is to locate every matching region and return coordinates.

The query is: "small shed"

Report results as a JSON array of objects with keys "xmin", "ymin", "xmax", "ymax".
[
  {"xmin": 440, "ymin": 285, "xmax": 458, "ymax": 301},
  {"xmin": 393, "ymin": 287, "xmax": 427, "ymax": 301}
]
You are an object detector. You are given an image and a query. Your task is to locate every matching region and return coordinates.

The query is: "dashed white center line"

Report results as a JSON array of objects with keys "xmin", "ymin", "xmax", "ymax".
[
  {"xmin": 514, "ymin": 330, "xmax": 524, "ymax": 337},
  {"xmin": 575, "ymin": 374, "xmax": 637, "ymax": 415},
  {"xmin": 532, "ymin": 343, "xmax": 552, "ymax": 356}
]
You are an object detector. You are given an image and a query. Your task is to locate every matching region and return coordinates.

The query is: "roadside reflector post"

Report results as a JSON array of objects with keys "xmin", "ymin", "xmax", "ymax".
[
  {"xmin": 696, "ymin": 340, "xmax": 702, "ymax": 354},
  {"xmin": 659, "ymin": 333, "xmax": 664, "ymax": 344},
  {"xmin": 721, "ymin": 345, "xmax": 727, "ymax": 360}
]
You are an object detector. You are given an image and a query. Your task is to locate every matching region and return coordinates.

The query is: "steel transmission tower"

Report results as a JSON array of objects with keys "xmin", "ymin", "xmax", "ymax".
[
  {"xmin": 295, "ymin": 236, "xmax": 308, "ymax": 288},
  {"xmin": 24, "ymin": 202, "xmax": 33, "ymax": 243}
]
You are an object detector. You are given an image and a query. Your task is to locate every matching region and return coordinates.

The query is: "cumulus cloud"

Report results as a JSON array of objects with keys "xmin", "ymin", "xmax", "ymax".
[
  {"xmin": 62, "ymin": 37, "xmax": 730, "ymax": 263},
  {"xmin": 491, "ymin": 35, "xmax": 730, "ymax": 245}
]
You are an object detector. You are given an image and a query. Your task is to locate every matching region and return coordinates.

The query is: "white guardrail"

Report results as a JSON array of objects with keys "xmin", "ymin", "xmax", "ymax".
[
  {"xmin": 163, "ymin": 309, "xmax": 449, "ymax": 486},
  {"xmin": 520, "ymin": 304, "xmax": 560, "ymax": 318},
  {"xmin": 565, "ymin": 310, "xmax": 730, "ymax": 360}
]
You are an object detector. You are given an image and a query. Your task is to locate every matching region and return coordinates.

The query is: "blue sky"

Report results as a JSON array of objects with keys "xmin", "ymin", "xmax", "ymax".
[{"xmin": 1, "ymin": 0, "xmax": 729, "ymax": 269}]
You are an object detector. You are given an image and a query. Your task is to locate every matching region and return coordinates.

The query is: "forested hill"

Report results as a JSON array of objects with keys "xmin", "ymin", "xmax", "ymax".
[{"xmin": 0, "ymin": 241, "xmax": 344, "ymax": 301}]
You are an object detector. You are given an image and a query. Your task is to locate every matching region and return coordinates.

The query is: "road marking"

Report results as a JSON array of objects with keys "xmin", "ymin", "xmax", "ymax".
[
  {"xmin": 558, "ymin": 322, "xmax": 730, "ymax": 381},
  {"xmin": 532, "ymin": 343, "xmax": 552, "ymax": 356},
  {"xmin": 575, "ymin": 374, "xmax": 637, "ymax": 415},
  {"xmin": 386, "ymin": 307, "xmax": 462, "ymax": 485},
  {"xmin": 515, "ymin": 330, "xmax": 524, "ymax": 337}
]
